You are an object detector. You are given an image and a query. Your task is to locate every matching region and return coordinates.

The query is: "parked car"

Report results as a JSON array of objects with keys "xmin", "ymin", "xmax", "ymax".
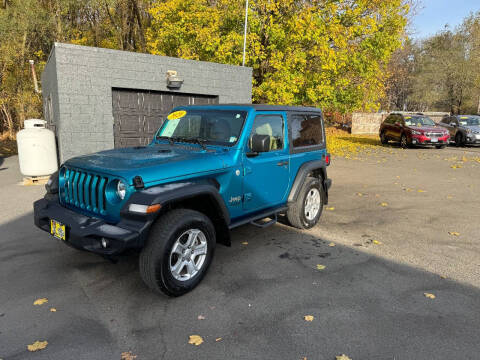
[
  {"xmin": 34, "ymin": 105, "xmax": 332, "ymax": 296},
  {"xmin": 438, "ymin": 115, "xmax": 480, "ymax": 146},
  {"xmin": 379, "ymin": 113, "xmax": 449, "ymax": 149}
]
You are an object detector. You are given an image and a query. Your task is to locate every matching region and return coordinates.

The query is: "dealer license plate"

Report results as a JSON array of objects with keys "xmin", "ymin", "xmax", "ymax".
[
  {"xmin": 50, "ymin": 220, "xmax": 66, "ymax": 240},
  {"xmin": 430, "ymin": 138, "xmax": 438, "ymax": 143}
]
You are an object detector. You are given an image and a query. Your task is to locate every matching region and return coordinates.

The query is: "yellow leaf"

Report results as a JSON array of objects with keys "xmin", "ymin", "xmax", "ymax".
[
  {"xmin": 33, "ymin": 298, "xmax": 48, "ymax": 306},
  {"xmin": 336, "ymin": 355, "xmax": 352, "ymax": 360},
  {"xmin": 304, "ymin": 315, "xmax": 314, "ymax": 321},
  {"xmin": 27, "ymin": 341, "xmax": 48, "ymax": 352},
  {"xmin": 241, "ymin": 241, "xmax": 248, "ymax": 245},
  {"xmin": 356, "ymin": 192, "xmax": 363, "ymax": 196},
  {"xmin": 326, "ymin": 207, "xmax": 335, "ymax": 211},
  {"xmin": 188, "ymin": 335, "xmax": 204, "ymax": 346},
  {"xmin": 215, "ymin": 337, "xmax": 222, "ymax": 342},
  {"xmin": 424, "ymin": 292, "xmax": 436, "ymax": 299},
  {"xmin": 372, "ymin": 240, "xmax": 382, "ymax": 245},
  {"xmin": 316, "ymin": 264, "xmax": 326, "ymax": 270},
  {"xmin": 328, "ymin": 242, "xmax": 336, "ymax": 247},
  {"xmin": 448, "ymin": 231, "xmax": 460, "ymax": 236},
  {"xmin": 380, "ymin": 202, "xmax": 388, "ymax": 207},
  {"xmin": 417, "ymin": 189, "xmax": 425, "ymax": 193},
  {"xmin": 440, "ymin": 275, "xmax": 447, "ymax": 279},
  {"xmin": 451, "ymin": 164, "xmax": 462, "ymax": 169},
  {"xmin": 50, "ymin": 308, "xmax": 57, "ymax": 312},
  {"xmin": 121, "ymin": 351, "xmax": 137, "ymax": 360}
]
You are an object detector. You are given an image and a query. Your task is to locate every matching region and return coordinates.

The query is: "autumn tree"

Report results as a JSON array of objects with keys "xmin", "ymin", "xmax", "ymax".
[{"xmin": 147, "ymin": 0, "xmax": 410, "ymax": 113}]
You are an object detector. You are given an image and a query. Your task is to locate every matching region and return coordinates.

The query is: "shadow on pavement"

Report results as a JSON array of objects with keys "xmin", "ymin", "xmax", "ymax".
[{"xmin": 1, "ymin": 212, "xmax": 479, "ymax": 360}]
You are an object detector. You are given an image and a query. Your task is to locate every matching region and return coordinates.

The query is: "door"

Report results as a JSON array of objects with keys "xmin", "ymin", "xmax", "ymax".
[
  {"xmin": 243, "ymin": 113, "xmax": 290, "ymax": 212},
  {"xmin": 112, "ymin": 89, "xmax": 219, "ymax": 148},
  {"xmin": 391, "ymin": 115, "xmax": 404, "ymax": 141}
]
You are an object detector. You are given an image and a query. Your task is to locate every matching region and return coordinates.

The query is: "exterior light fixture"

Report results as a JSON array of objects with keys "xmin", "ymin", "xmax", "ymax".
[{"xmin": 166, "ymin": 70, "xmax": 184, "ymax": 89}]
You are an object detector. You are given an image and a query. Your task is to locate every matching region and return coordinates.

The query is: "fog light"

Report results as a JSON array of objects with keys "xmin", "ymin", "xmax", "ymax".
[{"xmin": 101, "ymin": 238, "xmax": 108, "ymax": 248}]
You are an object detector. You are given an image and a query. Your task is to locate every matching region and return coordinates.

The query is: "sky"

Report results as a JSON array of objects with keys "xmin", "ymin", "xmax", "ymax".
[{"xmin": 411, "ymin": 0, "xmax": 480, "ymax": 39}]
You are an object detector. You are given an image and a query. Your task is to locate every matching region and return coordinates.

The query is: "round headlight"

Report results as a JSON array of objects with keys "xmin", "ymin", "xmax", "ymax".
[{"xmin": 116, "ymin": 180, "xmax": 127, "ymax": 200}]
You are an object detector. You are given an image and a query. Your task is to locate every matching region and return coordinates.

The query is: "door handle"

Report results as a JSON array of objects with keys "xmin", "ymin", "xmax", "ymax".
[{"xmin": 277, "ymin": 161, "xmax": 289, "ymax": 166}]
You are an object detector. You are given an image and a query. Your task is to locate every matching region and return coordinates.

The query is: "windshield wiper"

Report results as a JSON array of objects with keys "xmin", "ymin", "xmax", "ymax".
[{"xmin": 170, "ymin": 136, "xmax": 207, "ymax": 150}]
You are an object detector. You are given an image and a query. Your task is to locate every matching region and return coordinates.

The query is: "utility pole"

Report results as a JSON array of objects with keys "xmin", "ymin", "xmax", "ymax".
[{"xmin": 242, "ymin": 0, "xmax": 249, "ymax": 67}]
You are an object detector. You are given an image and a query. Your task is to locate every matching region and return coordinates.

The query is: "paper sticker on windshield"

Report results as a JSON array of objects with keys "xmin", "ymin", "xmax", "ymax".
[
  {"xmin": 460, "ymin": 116, "xmax": 469, "ymax": 119},
  {"xmin": 167, "ymin": 110, "xmax": 186, "ymax": 120},
  {"xmin": 405, "ymin": 116, "xmax": 411, "ymax": 119}
]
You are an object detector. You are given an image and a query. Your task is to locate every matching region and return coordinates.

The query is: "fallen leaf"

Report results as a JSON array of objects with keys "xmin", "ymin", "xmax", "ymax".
[
  {"xmin": 241, "ymin": 241, "xmax": 248, "ymax": 245},
  {"xmin": 27, "ymin": 341, "xmax": 48, "ymax": 352},
  {"xmin": 326, "ymin": 207, "xmax": 335, "ymax": 211},
  {"xmin": 447, "ymin": 195, "xmax": 453, "ymax": 199},
  {"xmin": 356, "ymin": 192, "xmax": 363, "ymax": 196},
  {"xmin": 440, "ymin": 275, "xmax": 447, "ymax": 279},
  {"xmin": 33, "ymin": 298, "xmax": 48, "ymax": 306},
  {"xmin": 328, "ymin": 242, "xmax": 336, "ymax": 247},
  {"xmin": 188, "ymin": 335, "xmax": 204, "ymax": 346},
  {"xmin": 380, "ymin": 202, "xmax": 388, "ymax": 207},
  {"xmin": 448, "ymin": 231, "xmax": 460, "ymax": 236},
  {"xmin": 121, "ymin": 351, "xmax": 137, "ymax": 360},
  {"xmin": 336, "ymin": 355, "xmax": 352, "ymax": 360},
  {"xmin": 417, "ymin": 189, "xmax": 426, "ymax": 193},
  {"xmin": 197, "ymin": 315, "xmax": 205, "ymax": 320},
  {"xmin": 451, "ymin": 164, "xmax": 462, "ymax": 169},
  {"xmin": 215, "ymin": 337, "xmax": 222, "ymax": 342},
  {"xmin": 304, "ymin": 315, "xmax": 314, "ymax": 322},
  {"xmin": 372, "ymin": 240, "xmax": 382, "ymax": 245},
  {"xmin": 316, "ymin": 264, "xmax": 326, "ymax": 270},
  {"xmin": 424, "ymin": 292, "xmax": 436, "ymax": 299},
  {"xmin": 50, "ymin": 308, "xmax": 57, "ymax": 312}
]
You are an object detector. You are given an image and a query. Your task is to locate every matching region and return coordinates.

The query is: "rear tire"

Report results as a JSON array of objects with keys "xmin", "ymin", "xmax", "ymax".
[
  {"xmin": 287, "ymin": 177, "xmax": 324, "ymax": 229},
  {"xmin": 139, "ymin": 209, "xmax": 216, "ymax": 297},
  {"xmin": 380, "ymin": 132, "xmax": 388, "ymax": 145},
  {"xmin": 400, "ymin": 133, "xmax": 409, "ymax": 149}
]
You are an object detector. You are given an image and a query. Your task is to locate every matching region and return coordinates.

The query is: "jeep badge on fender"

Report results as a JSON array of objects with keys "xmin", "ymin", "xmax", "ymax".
[{"xmin": 34, "ymin": 105, "xmax": 332, "ymax": 297}]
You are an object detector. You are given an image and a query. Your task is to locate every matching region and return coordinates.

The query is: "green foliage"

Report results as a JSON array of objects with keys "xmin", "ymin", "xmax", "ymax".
[{"xmin": 147, "ymin": 0, "xmax": 409, "ymax": 113}]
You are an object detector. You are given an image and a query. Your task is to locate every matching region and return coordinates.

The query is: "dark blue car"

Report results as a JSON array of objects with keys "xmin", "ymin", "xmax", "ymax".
[{"xmin": 34, "ymin": 104, "xmax": 331, "ymax": 296}]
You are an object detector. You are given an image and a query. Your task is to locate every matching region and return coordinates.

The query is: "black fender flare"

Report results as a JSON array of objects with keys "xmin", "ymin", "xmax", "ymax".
[
  {"xmin": 121, "ymin": 181, "xmax": 231, "ymax": 246},
  {"xmin": 288, "ymin": 160, "xmax": 330, "ymax": 205}
]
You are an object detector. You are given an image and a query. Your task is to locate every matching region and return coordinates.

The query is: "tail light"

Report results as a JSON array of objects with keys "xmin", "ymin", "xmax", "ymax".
[{"xmin": 325, "ymin": 153, "xmax": 330, "ymax": 166}]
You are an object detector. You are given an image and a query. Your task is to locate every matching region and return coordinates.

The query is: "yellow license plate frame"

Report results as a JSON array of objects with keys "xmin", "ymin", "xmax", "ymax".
[{"xmin": 50, "ymin": 219, "xmax": 66, "ymax": 241}]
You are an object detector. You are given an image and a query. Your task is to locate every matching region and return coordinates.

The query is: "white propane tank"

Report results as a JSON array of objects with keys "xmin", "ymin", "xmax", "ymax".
[{"xmin": 17, "ymin": 119, "xmax": 58, "ymax": 177}]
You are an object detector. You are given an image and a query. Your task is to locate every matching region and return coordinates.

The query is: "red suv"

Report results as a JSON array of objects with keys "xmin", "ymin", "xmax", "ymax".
[{"xmin": 379, "ymin": 113, "xmax": 449, "ymax": 149}]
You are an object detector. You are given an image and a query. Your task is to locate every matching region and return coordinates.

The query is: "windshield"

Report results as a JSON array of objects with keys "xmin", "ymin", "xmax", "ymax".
[
  {"xmin": 404, "ymin": 116, "xmax": 435, "ymax": 127},
  {"xmin": 156, "ymin": 109, "xmax": 247, "ymax": 146},
  {"xmin": 458, "ymin": 116, "xmax": 480, "ymax": 126}
]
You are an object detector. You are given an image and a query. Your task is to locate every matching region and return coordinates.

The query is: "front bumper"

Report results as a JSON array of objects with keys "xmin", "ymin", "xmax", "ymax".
[
  {"xmin": 411, "ymin": 135, "xmax": 449, "ymax": 146},
  {"xmin": 34, "ymin": 197, "xmax": 152, "ymax": 256},
  {"xmin": 466, "ymin": 134, "xmax": 480, "ymax": 144}
]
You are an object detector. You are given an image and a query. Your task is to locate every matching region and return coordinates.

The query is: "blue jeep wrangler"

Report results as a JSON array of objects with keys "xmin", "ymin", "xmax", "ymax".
[{"xmin": 34, "ymin": 105, "xmax": 331, "ymax": 296}]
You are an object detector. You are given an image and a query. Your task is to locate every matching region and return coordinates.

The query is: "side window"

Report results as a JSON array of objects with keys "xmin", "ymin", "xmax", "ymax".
[
  {"xmin": 291, "ymin": 114, "xmax": 324, "ymax": 148},
  {"xmin": 250, "ymin": 114, "xmax": 284, "ymax": 151},
  {"xmin": 384, "ymin": 116, "xmax": 392, "ymax": 124}
]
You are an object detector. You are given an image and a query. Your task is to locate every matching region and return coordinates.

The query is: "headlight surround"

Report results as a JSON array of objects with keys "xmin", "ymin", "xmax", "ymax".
[
  {"xmin": 116, "ymin": 180, "xmax": 127, "ymax": 200},
  {"xmin": 411, "ymin": 130, "xmax": 421, "ymax": 135},
  {"xmin": 466, "ymin": 128, "xmax": 472, "ymax": 134}
]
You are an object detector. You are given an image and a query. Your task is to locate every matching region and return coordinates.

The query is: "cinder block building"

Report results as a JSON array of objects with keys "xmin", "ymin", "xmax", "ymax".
[{"xmin": 41, "ymin": 43, "xmax": 253, "ymax": 162}]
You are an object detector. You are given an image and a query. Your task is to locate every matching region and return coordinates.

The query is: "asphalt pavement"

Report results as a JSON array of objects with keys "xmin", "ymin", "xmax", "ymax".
[{"xmin": 1, "ymin": 145, "xmax": 479, "ymax": 360}]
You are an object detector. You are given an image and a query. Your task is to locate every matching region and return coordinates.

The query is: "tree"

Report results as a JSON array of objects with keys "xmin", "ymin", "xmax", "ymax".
[{"xmin": 147, "ymin": 0, "xmax": 410, "ymax": 113}]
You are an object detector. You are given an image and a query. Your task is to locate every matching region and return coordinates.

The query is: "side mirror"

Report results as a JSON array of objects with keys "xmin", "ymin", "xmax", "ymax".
[
  {"xmin": 450, "ymin": 122, "xmax": 457, "ymax": 127},
  {"xmin": 248, "ymin": 134, "xmax": 270, "ymax": 156}
]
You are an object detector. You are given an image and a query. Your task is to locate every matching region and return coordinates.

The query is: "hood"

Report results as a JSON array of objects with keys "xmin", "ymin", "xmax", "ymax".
[
  {"xmin": 63, "ymin": 144, "xmax": 232, "ymax": 184},
  {"xmin": 465, "ymin": 125, "xmax": 480, "ymax": 133},
  {"xmin": 407, "ymin": 125, "xmax": 446, "ymax": 133}
]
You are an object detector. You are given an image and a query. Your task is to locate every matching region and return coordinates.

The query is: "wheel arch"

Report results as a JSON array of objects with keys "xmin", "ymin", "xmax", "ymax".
[
  {"xmin": 288, "ymin": 160, "xmax": 329, "ymax": 204},
  {"xmin": 123, "ymin": 181, "xmax": 231, "ymax": 246}
]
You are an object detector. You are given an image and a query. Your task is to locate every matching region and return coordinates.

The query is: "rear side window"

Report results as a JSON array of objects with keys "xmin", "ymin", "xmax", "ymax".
[{"xmin": 291, "ymin": 114, "xmax": 324, "ymax": 148}]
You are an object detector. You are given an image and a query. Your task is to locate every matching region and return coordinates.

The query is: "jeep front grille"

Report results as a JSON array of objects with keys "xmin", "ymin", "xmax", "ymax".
[{"xmin": 60, "ymin": 167, "xmax": 109, "ymax": 215}]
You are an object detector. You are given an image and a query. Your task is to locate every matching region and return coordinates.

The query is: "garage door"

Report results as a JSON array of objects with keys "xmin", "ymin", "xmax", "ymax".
[{"xmin": 112, "ymin": 89, "xmax": 219, "ymax": 148}]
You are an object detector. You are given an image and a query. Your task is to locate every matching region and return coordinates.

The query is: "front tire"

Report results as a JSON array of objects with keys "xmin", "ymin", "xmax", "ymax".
[
  {"xmin": 139, "ymin": 209, "xmax": 216, "ymax": 297},
  {"xmin": 436, "ymin": 145, "xmax": 446, "ymax": 149},
  {"xmin": 455, "ymin": 132, "xmax": 464, "ymax": 147},
  {"xmin": 287, "ymin": 177, "xmax": 324, "ymax": 229}
]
